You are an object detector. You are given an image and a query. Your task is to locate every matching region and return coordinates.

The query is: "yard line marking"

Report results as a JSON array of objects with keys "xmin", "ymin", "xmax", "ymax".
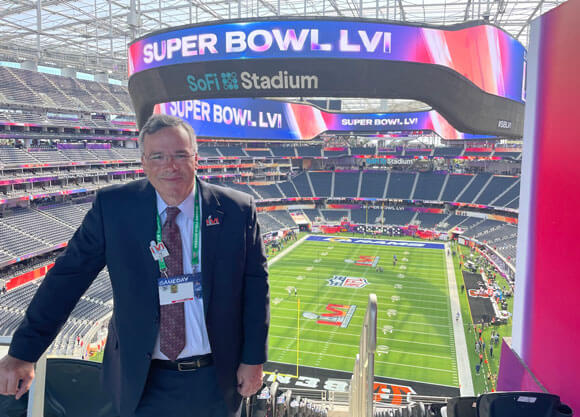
[
  {"xmin": 271, "ymin": 347, "xmax": 456, "ymax": 374},
  {"xmin": 271, "ymin": 334, "xmax": 452, "ymax": 360}
]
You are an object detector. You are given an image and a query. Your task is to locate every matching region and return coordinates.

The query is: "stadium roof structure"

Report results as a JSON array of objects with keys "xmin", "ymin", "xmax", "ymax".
[{"xmin": 0, "ymin": 0, "xmax": 565, "ymax": 112}]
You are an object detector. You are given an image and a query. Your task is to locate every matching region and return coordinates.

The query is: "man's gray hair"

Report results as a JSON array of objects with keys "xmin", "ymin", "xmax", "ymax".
[{"xmin": 138, "ymin": 114, "xmax": 197, "ymax": 155}]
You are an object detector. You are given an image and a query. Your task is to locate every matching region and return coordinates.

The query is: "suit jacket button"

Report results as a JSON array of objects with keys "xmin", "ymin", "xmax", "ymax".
[{"xmin": 146, "ymin": 353, "xmax": 152, "ymax": 359}]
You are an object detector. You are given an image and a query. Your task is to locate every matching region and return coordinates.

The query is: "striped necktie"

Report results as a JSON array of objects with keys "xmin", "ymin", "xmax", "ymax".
[{"xmin": 159, "ymin": 206, "xmax": 185, "ymax": 361}]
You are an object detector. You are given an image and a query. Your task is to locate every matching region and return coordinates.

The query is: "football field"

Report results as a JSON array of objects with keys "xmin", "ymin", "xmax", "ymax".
[{"xmin": 268, "ymin": 235, "xmax": 459, "ymax": 387}]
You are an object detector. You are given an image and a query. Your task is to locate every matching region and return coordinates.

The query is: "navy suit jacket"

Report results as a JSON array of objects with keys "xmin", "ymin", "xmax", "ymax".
[{"xmin": 9, "ymin": 179, "xmax": 270, "ymax": 415}]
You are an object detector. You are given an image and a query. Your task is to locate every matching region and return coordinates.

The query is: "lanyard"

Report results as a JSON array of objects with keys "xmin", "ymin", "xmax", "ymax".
[{"xmin": 155, "ymin": 189, "xmax": 200, "ymax": 274}]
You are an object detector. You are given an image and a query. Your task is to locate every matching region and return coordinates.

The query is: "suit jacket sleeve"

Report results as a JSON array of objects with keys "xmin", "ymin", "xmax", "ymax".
[
  {"xmin": 240, "ymin": 197, "xmax": 269, "ymax": 365},
  {"xmin": 9, "ymin": 192, "xmax": 107, "ymax": 362}
]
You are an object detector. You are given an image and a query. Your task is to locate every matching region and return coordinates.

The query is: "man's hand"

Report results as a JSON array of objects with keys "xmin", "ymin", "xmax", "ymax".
[
  {"xmin": 236, "ymin": 363, "xmax": 263, "ymax": 398},
  {"xmin": 0, "ymin": 354, "xmax": 35, "ymax": 400}
]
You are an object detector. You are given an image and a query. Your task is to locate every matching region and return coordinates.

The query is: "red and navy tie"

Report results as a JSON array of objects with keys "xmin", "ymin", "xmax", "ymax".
[{"xmin": 159, "ymin": 206, "xmax": 186, "ymax": 361}]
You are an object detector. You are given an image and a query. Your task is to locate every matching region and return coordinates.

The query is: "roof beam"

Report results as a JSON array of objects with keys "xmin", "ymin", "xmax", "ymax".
[
  {"xmin": 397, "ymin": 0, "xmax": 406, "ymax": 20},
  {"xmin": 464, "ymin": 0, "xmax": 472, "ymax": 20},
  {"xmin": 257, "ymin": 0, "xmax": 279, "ymax": 15},
  {"xmin": 326, "ymin": 0, "xmax": 345, "ymax": 16},
  {"xmin": 516, "ymin": 0, "xmax": 544, "ymax": 38}
]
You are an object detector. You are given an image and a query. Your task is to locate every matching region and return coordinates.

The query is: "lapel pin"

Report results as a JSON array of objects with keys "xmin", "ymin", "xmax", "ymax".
[{"xmin": 206, "ymin": 215, "xmax": 220, "ymax": 226}]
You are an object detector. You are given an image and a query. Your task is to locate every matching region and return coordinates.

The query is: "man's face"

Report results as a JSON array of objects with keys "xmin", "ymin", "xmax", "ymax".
[{"xmin": 141, "ymin": 125, "xmax": 197, "ymax": 205}]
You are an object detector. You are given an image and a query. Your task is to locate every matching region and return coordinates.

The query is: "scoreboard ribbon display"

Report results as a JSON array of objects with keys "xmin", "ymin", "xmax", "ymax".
[
  {"xmin": 157, "ymin": 98, "xmax": 494, "ymax": 140},
  {"xmin": 129, "ymin": 18, "xmax": 526, "ymax": 137}
]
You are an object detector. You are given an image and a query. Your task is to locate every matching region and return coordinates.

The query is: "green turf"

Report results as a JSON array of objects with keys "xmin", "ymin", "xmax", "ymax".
[{"xmin": 268, "ymin": 236, "xmax": 459, "ymax": 387}]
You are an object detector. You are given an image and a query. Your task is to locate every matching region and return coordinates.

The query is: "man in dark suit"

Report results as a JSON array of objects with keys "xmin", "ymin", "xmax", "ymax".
[{"xmin": 0, "ymin": 114, "xmax": 270, "ymax": 417}]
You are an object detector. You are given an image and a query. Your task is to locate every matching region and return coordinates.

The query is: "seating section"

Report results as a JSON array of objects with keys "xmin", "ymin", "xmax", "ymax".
[
  {"xmin": 440, "ymin": 174, "xmax": 473, "ymax": 202},
  {"xmin": 360, "ymin": 171, "xmax": 387, "ymax": 198},
  {"xmin": 350, "ymin": 146, "xmax": 375, "ymax": 156},
  {"xmin": 333, "ymin": 172, "xmax": 359, "ymax": 197},
  {"xmin": 291, "ymin": 172, "xmax": 313, "ymax": 197},
  {"xmin": 351, "ymin": 208, "xmax": 382, "ymax": 224},
  {"xmin": 216, "ymin": 146, "xmax": 245, "ymax": 157},
  {"xmin": 227, "ymin": 183, "xmax": 259, "ymax": 199},
  {"xmin": 252, "ymin": 184, "xmax": 283, "ymax": 199},
  {"xmin": 415, "ymin": 212, "xmax": 447, "ymax": 229},
  {"xmin": 383, "ymin": 208, "xmax": 415, "ymax": 225},
  {"xmin": 197, "ymin": 146, "xmax": 221, "ymax": 158},
  {"xmin": 303, "ymin": 208, "xmax": 323, "ymax": 222},
  {"xmin": 458, "ymin": 173, "xmax": 492, "ymax": 203},
  {"xmin": 0, "ymin": 267, "xmax": 113, "ymax": 356},
  {"xmin": 320, "ymin": 209, "xmax": 349, "ymax": 222},
  {"xmin": 433, "ymin": 147, "xmax": 463, "ymax": 157},
  {"xmin": 474, "ymin": 176, "xmax": 519, "ymax": 205},
  {"xmin": 296, "ymin": 146, "xmax": 322, "ymax": 157},
  {"xmin": 309, "ymin": 171, "xmax": 333, "ymax": 197},
  {"xmin": 0, "ymin": 67, "xmax": 133, "ymax": 115},
  {"xmin": 412, "ymin": 173, "xmax": 446, "ymax": 201},
  {"xmin": 2, "ymin": 208, "xmax": 75, "ymax": 245},
  {"xmin": 405, "ymin": 149, "xmax": 433, "ymax": 158},
  {"xmin": 0, "ymin": 147, "xmax": 39, "ymax": 165},
  {"xmin": 386, "ymin": 173, "xmax": 415, "ymax": 199},
  {"xmin": 270, "ymin": 146, "xmax": 297, "ymax": 157},
  {"xmin": 324, "ymin": 148, "xmax": 348, "ymax": 157},
  {"xmin": 277, "ymin": 180, "xmax": 299, "ymax": 198},
  {"xmin": 245, "ymin": 149, "xmax": 272, "ymax": 157}
]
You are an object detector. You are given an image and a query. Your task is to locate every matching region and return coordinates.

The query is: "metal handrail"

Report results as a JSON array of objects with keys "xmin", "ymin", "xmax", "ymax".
[{"xmin": 349, "ymin": 293, "xmax": 377, "ymax": 417}]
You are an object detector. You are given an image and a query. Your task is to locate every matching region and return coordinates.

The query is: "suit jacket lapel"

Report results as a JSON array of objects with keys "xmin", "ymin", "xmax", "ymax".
[
  {"xmin": 133, "ymin": 180, "xmax": 159, "ymax": 289},
  {"xmin": 198, "ymin": 179, "xmax": 224, "ymax": 317}
]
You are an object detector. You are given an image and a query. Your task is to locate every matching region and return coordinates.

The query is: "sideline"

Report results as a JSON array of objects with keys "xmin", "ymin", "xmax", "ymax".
[
  {"xmin": 268, "ymin": 234, "xmax": 309, "ymax": 267},
  {"xmin": 445, "ymin": 243, "xmax": 475, "ymax": 396}
]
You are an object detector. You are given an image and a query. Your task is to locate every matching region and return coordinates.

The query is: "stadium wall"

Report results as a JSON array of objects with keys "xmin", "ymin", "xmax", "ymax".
[{"xmin": 511, "ymin": 0, "xmax": 580, "ymax": 411}]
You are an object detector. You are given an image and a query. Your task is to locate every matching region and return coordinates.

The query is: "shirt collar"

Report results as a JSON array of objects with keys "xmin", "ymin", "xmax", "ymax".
[{"xmin": 155, "ymin": 183, "xmax": 197, "ymax": 220}]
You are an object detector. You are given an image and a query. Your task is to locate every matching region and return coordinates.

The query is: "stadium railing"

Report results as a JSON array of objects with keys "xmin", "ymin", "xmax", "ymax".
[{"xmin": 350, "ymin": 293, "xmax": 377, "ymax": 417}]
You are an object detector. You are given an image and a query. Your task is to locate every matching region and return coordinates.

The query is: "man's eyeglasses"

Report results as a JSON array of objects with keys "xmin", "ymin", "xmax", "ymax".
[{"xmin": 145, "ymin": 152, "xmax": 195, "ymax": 165}]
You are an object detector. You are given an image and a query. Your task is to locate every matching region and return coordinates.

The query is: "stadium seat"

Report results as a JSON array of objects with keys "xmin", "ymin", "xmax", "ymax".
[
  {"xmin": 476, "ymin": 392, "xmax": 562, "ymax": 417},
  {"xmin": 445, "ymin": 396, "xmax": 477, "ymax": 417}
]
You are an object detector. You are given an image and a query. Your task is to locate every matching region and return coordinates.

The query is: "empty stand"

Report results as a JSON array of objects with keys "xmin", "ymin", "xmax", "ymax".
[
  {"xmin": 351, "ymin": 208, "xmax": 382, "ymax": 224},
  {"xmin": 309, "ymin": 171, "xmax": 333, "ymax": 197},
  {"xmin": 457, "ymin": 173, "xmax": 492, "ymax": 203},
  {"xmin": 270, "ymin": 146, "xmax": 297, "ymax": 157},
  {"xmin": 333, "ymin": 172, "xmax": 359, "ymax": 197},
  {"xmin": 277, "ymin": 180, "xmax": 299, "ymax": 198},
  {"xmin": 385, "ymin": 172, "xmax": 415, "ymax": 199},
  {"xmin": 412, "ymin": 173, "xmax": 447, "ymax": 201},
  {"xmin": 359, "ymin": 171, "xmax": 388, "ymax": 198},
  {"xmin": 474, "ymin": 176, "xmax": 518, "ymax": 205},
  {"xmin": 415, "ymin": 212, "xmax": 447, "ymax": 229},
  {"xmin": 440, "ymin": 174, "xmax": 474, "ymax": 201},
  {"xmin": 291, "ymin": 172, "xmax": 314, "ymax": 197},
  {"xmin": 252, "ymin": 184, "xmax": 283, "ymax": 199},
  {"xmin": 433, "ymin": 147, "xmax": 463, "ymax": 157},
  {"xmin": 296, "ymin": 145, "xmax": 322, "ymax": 157},
  {"xmin": 383, "ymin": 208, "xmax": 414, "ymax": 225},
  {"xmin": 320, "ymin": 209, "xmax": 348, "ymax": 222}
]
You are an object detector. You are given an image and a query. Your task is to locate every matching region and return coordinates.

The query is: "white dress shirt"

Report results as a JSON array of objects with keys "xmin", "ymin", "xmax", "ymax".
[{"xmin": 152, "ymin": 186, "xmax": 211, "ymax": 359}]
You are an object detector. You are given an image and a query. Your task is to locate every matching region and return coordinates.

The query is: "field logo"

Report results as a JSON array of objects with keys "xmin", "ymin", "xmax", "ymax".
[
  {"xmin": 327, "ymin": 275, "xmax": 369, "ymax": 288},
  {"xmin": 302, "ymin": 304, "xmax": 357, "ymax": 328},
  {"xmin": 328, "ymin": 237, "xmax": 353, "ymax": 243},
  {"xmin": 355, "ymin": 255, "xmax": 380, "ymax": 267},
  {"xmin": 374, "ymin": 382, "xmax": 416, "ymax": 405},
  {"xmin": 468, "ymin": 288, "xmax": 493, "ymax": 298}
]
